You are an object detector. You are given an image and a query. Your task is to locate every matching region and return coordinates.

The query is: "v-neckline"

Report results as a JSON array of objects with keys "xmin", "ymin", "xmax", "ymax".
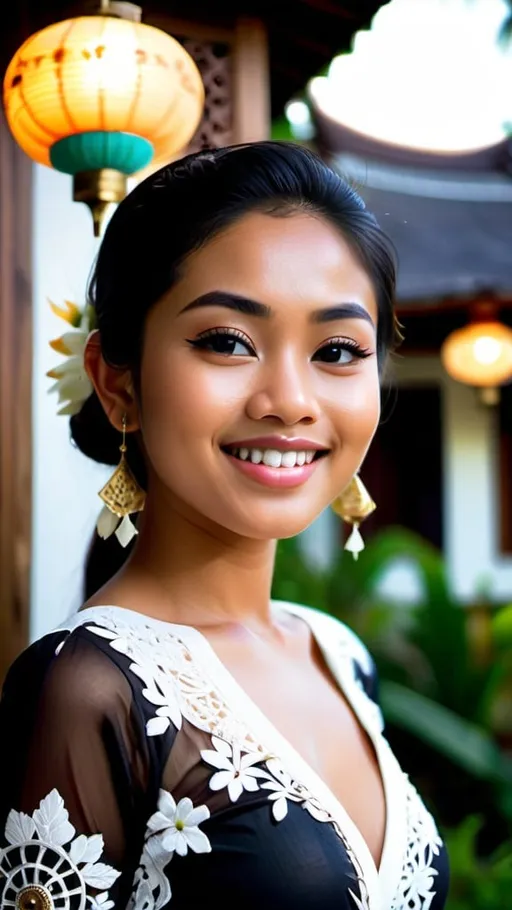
[{"xmin": 70, "ymin": 603, "xmax": 408, "ymax": 910}]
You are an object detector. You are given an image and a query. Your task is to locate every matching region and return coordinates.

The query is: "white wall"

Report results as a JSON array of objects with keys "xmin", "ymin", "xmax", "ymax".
[{"xmin": 31, "ymin": 164, "xmax": 111, "ymax": 641}]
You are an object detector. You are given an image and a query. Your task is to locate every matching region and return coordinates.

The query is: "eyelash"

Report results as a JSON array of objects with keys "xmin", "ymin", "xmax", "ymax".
[{"xmin": 187, "ymin": 327, "xmax": 373, "ymax": 363}]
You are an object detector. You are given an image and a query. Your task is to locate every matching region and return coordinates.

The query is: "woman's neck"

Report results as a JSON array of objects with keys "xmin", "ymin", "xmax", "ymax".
[{"xmin": 87, "ymin": 495, "xmax": 278, "ymax": 631}]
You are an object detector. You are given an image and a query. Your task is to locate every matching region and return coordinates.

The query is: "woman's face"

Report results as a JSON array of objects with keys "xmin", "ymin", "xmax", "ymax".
[{"xmin": 138, "ymin": 210, "xmax": 380, "ymax": 539}]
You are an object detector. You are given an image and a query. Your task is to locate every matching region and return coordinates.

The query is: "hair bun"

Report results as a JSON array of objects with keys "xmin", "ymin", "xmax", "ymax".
[{"xmin": 70, "ymin": 391, "xmax": 120, "ymax": 466}]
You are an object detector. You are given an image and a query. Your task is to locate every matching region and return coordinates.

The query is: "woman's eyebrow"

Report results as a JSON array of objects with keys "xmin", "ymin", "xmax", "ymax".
[
  {"xmin": 179, "ymin": 291, "xmax": 270, "ymax": 318},
  {"xmin": 179, "ymin": 291, "xmax": 375, "ymax": 326}
]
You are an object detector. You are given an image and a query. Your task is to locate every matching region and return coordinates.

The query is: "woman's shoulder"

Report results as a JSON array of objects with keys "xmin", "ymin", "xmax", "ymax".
[{"xmin": 1, "ymin": 616, "xmax": 135, "ymax": 716}]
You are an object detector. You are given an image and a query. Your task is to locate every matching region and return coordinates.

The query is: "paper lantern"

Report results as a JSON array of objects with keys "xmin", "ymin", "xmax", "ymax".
[
  {"xmin": 3, "ymin": 3, "xmax": 204, "ymax": 233},
  {"xmin": 441, "ymin": 320, "xmax": 512, "ymax": 389}
]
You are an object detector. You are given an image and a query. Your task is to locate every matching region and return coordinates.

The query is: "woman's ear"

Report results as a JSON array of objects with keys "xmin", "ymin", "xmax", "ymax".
[{"xmin": 84, "ymin": 331, "xmax": 140, "ymax": 431}]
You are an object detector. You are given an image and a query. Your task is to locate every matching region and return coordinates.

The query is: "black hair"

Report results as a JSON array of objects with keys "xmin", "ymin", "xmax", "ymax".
[{"xmin": 73, "ymin": 141, "xmax": 400, "ymax": 598}]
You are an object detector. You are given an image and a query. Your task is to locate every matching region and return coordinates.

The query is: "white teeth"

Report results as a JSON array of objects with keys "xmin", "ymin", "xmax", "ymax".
[
  {"xmin": 228, "ymin": 446, "xmax": 320, "ymax": 467},
  {"xmin": 281, "ymin": 451, "xmax": 298, "ymax": 468},
  {"xmin": 263, "ymin": 449, "xmax": 282, "ymax": 468}
]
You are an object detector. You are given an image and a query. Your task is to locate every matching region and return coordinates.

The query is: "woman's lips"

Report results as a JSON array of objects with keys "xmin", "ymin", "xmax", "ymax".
[{"xmin": 222, "ymin": 449, "xmax": 323, "ymax": 489}]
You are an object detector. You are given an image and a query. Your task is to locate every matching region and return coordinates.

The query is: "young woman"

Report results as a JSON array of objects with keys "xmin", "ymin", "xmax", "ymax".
[{"xmin": 0, "ymin": 142, "xmax": 449, "ymax": 910}]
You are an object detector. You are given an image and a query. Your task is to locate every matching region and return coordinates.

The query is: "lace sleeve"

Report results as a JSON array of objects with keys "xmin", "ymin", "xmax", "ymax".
[{"xmin": 0, "ymin": 629, "xmax": 152, "ymax": 910}]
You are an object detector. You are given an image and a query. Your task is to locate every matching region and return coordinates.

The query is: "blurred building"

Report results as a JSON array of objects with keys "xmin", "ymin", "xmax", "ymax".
[{"xmin": 313, "ymin": 108, "xmax": 512, "ymax": 600}]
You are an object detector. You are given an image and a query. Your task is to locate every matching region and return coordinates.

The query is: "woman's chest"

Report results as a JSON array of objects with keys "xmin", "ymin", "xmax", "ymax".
[
  {"xmin": 71, "ymin": 609, "xmax": 450, "ymax": 910},
  {"xmin": 214, "ymin": 649, "xmax": 387, "ymax": 868}
]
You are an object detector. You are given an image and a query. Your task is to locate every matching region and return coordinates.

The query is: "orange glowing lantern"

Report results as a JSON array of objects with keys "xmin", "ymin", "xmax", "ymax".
[
  {"xmin": 441, "ymin": 319, "xmax": 512, "ymax": 404},
  {"xmin": 3, "ymin": 1, "xmax": 204, "ymax": 234}
]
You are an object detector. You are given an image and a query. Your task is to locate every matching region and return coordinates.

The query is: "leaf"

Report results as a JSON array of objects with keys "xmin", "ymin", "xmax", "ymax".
[
  {"xmin": 70, "ymin": 833, "xmax": 104, "ymax": 865},
  {"xmin": 33, "ymin": 789, "xmax": 75, "ymax": 847},
  {"xmin": 82, "ymin": 862, "xmax": 121, "ymax": 890},
  {"xmin": 380, "ymin": 681, "xmax": 512, "ymax": 784},
  {"xmin": 4, "ymin": 810, "xmax": 36, "ymax": 845}
]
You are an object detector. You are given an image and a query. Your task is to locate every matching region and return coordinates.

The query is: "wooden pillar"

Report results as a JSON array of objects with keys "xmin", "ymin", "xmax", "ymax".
[
  {"xmin": 0, "ymin": 109, "xmax": 32, "ymax": 685},
  {"xmin": 232, "ymin": 18, "xmax": 270, "ymax": 143}
]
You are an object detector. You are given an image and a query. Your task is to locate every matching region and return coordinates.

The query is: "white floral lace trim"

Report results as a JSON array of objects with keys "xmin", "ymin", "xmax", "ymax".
[
  {"xmin": 85, "ymin": 619, "xmax": 263, "ymax": 753},
  {"xmin": 82, "ymin": 614, "xmax": 371, "ymax": 910},
  {"xmin": 201, "ymin": 736, "xmax": 331, "ymax": 824},
  {"xmin": 390, "ymin": 779, "xmax": 444, "ymax": 910},
  {"xmin": 129, "ymin": 790, "xmax": 211, "ymax": 910},
  {"xmin": 0, "ymin": 789, "xmax": 120, "ymax": 910}
]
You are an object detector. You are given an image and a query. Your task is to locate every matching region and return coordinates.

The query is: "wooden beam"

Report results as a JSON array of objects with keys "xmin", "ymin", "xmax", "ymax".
[
  {"xmin": 232, "ymin": 18, "xmax": 271, "ymax": 143},
  {"xmin": 0, "ymin": 110, "xmax": 32, "ymax": 685}
]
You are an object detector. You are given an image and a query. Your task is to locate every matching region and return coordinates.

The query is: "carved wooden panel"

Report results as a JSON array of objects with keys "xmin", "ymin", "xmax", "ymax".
[{"xmin": 181, "ymin": 39, "xmax": 234, "ymax": 151}]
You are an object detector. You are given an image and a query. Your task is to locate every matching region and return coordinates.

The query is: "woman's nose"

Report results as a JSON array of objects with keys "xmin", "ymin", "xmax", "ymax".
[{"xmin": 245, "ymin": 352, "xmax": 321, "ymax": 426}]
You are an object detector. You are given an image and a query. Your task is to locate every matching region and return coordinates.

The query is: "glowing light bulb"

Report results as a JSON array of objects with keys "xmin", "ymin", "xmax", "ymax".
[{"xmin": 473, "ymin": 335, "xmax": 502, "ymax": 365}]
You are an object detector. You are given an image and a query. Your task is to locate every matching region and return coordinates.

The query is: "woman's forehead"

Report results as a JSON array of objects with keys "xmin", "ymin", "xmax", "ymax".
[{"xmin": 173, "ymin": 210, "xmax": 378, "ymax": 322}]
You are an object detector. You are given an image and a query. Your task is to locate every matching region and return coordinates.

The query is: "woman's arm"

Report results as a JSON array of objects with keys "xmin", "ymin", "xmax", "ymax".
[{"xmin": 0, "ymin": 628, "xmax": 152, "ymax": 910}]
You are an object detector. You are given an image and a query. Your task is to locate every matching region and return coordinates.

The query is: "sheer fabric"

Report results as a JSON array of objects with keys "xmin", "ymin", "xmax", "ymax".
[{"xmin": 0, "ymin": 603, "xmax": 449, "ymax": 910}]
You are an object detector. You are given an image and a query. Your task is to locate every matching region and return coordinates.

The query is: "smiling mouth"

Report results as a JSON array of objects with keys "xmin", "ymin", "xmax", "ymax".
[{"xmin": 221, "ymin": 445, "xmax": 329, "ymax": 469}]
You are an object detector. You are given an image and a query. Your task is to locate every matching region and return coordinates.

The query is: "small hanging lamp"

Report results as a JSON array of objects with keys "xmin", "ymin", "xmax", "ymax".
[
  {"xmin": 441, "ymin": 307, "xmax": 512, "ymax": 406},
  {"xmin": 3, "ymin": 1, "xmax": 204, "ymax": 235}
]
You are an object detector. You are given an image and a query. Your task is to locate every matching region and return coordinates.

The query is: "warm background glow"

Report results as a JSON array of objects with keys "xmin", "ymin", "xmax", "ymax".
[{"xmin": 309, "ymin": 0, "xmax": 512, "ymax": 152}]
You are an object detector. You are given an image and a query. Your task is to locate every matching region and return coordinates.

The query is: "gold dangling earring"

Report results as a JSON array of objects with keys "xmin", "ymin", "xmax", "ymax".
[
  {"xmin": 96, "ymin": 414, "xmax": 146, "ymax": 548},
  {"xmin": 331, "ymin": 474, "xmax": 376, "ymax": 560}
]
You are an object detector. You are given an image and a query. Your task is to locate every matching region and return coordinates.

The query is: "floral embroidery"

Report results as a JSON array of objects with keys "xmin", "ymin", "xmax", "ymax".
[
  {"xmin": 129, "ymin": 790, "xmax": 210, "ymax": 910},
  {"xmin": 200, "ymin": 736, "xmax": 270, "ymax": 801},
  {"xmin": 146, "ymin": 792, "xmax": 211, "ymax": 857},
  {"xmin": 201, "ymin": 740, "xmax": 339, "ymax": 829},
  {"xmin": 391, "ymin": 780, "xmax": 444, "ymax": 910},
  {"xmin": 260, "ymin": 760, "xmax": 306, "ymax": 822},
  {"xmin": 86, "ymin": 624, "xmax": 183, "ymax": 738},
  {"xmin": 0, "ymin": 789, "xmax": 120, "ymax": 910}
]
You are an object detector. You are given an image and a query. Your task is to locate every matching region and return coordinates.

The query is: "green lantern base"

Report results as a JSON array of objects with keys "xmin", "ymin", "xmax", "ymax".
[{"xmin": 50, "ymin": 131, "xmax": 154, "ymax": 176}]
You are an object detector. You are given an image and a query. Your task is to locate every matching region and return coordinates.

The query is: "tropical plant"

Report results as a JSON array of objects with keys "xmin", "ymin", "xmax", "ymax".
[
  {"xmin": 443, "ymin": 816, "xmax": 512, "ymax": 909},
  {"xmin": 271, "ymin": 527, "xmax": 512, "ymax": 843}
]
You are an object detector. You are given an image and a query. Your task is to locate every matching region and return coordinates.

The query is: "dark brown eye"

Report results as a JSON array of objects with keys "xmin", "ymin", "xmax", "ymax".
[
  {"xmin": 313, "ymin": 340, "xmax": 371, "ymax": 364},
  {"xmin": 188, "ymin": 328, "xmax": 256, "ymax": 357}
]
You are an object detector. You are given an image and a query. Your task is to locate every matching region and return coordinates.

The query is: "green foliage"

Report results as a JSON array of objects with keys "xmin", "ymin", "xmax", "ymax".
[
  {"xmin": 272, "ymin": 527, "xmax": 512, "ymax": 817},
  {"xmin": 444, "ymin": 816, "xmax": 512, "ymax": 909},
  {"xmin": 270, "ymin": 116, "xmax": 295, "ymax": 142},
  {"xmin": 380, "ymin": 682, "xmax": 512, "ymax": 784}
]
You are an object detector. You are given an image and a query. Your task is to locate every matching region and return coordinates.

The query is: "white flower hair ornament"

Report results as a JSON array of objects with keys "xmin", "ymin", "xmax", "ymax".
[
  {"xmin": 47, "ymin": 300, "xmax": 145, "ymax": 547},
  {"xmin": 46, "ymin": 299, "xmax": 96, "ymax": 416}
]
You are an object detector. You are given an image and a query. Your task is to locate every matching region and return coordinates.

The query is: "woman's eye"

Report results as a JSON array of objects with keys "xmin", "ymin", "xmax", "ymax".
[
  {"xmin": 313, "ymin": 341, "xmax": 371, "ymax": 365},
  {"xmin": 188, "ymin": 329, "xmax": 256, "ymax": 357}
]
